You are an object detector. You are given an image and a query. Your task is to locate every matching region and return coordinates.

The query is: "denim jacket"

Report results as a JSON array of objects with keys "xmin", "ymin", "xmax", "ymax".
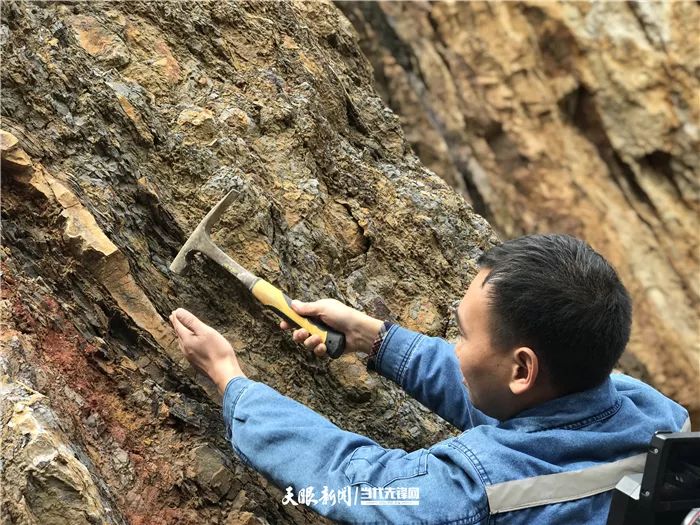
[{"xmin": 223, "ymin": 325, "xmax": 690, "ymax": 524}]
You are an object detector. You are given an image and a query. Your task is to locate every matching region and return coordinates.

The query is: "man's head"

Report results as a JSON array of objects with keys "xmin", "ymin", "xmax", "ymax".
[{"xmin": 454, "ymin": 234, "xmax": 632, "ymax": 420}]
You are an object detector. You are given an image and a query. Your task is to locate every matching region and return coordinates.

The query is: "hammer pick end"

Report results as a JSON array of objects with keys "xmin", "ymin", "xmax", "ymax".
[{"xmin": 169, "ymin": 188, "xmax": 241, "ymax": 276}]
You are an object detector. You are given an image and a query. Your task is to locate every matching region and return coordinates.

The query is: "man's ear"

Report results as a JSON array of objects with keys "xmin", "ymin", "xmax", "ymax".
[{"xmin": 509, "ymin": 347, "xmax": 539, "ymax": 395}]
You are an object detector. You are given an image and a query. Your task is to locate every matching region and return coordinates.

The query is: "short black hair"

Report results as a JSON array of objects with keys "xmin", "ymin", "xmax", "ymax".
[{"xmin": 477, "ymin": 234, "xmax": 632, "ymax": 394}]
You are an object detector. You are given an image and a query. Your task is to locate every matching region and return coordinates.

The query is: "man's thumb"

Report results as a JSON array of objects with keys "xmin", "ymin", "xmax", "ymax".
[
  {"xmin": 291, "ymin": 300, "xmax": 320, "ymax": 316},
  {"xmin": 173, "ymin": 308, "xmax": 204, "ymax": 334}
]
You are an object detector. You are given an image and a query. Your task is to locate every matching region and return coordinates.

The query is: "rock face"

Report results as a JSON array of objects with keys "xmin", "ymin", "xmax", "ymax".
[
  {"xmin": 1, "ymin": 1, "xmax": 496, "ymax": 523},
  {"xmin": 338, "ymin": 1, "xmax": 699, "ymax": 422}
]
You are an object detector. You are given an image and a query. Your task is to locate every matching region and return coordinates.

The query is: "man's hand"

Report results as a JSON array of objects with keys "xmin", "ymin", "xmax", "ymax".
[
  {"xmin": 169, "ymin": 308, "xmax": 246, "ymax": 394},
  {"xmin": 279, "ymin": 299, "xmax": 383, "ymax": 357}
]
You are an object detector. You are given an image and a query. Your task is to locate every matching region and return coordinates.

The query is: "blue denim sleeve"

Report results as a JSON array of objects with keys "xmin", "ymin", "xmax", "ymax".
[
  {"xmin": 222, "ymin": 376, "xmax": 488, "ymax": 524},
  {"xmin": 373, "ymin": 325, "xmax": 497, "ymax": 430}
]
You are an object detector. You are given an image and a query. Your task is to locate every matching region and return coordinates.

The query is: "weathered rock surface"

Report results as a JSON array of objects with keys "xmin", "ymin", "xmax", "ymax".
[
  {"xmin": 338, "ymin": 1, "xmax": 699, "ymax": 421},
  {"xmin": 1, "ymin": 1, "xmax": 496, "ymax": 523},
  {"xmin": 1, "ymin": 365, "xmax": 125, "ymax": 525}
]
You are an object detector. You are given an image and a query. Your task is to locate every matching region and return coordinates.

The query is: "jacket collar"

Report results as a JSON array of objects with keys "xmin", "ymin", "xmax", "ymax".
[{"xmin": 499, "ymin": 376, "xmax": 622, "ymax": 432}]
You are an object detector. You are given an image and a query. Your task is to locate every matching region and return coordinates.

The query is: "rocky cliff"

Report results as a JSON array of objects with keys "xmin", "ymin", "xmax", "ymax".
[
  {"xmin": 1, "ymin": 1, "xmax": 496, "ymax": 523},
  {"xmin": 338, "ymin": 1, "xmax": 699, "ymax": 422}
]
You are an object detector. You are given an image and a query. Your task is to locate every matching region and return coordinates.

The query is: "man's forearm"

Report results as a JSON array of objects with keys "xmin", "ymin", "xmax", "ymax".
[
  {"xmin": 368, "ymin": 325, "xmax": 495, "ymax": 430},
  {"xmin": 221, "ymin": 375, "xmax": 487, "ymax": 524}
]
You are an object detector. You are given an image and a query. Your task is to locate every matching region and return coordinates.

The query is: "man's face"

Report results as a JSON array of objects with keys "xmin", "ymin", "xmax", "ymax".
[{"xmin": 454, "ymin": 268, "xmax": 514, "ymax": 419}]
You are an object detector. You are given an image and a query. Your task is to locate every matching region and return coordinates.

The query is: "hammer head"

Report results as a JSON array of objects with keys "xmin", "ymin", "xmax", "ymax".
[{"xmin": 169, "ymin": 189, "xmax": 238, "ymax": 274}]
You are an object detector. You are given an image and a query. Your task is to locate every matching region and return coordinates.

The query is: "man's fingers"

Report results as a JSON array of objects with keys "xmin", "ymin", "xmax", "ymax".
[
  {"xmin": 289, "ymin": 329, "xmax": 326, "ymax": 356},
  {"xmin": 293, "ymin": 329, "xmax": 309, "ymax": 343},
  {"xmin": 313, "ymin": 344, "xmax": 327, "ymax": 357},
  {"xmin": 173, "ymin": 308, "xmax": 204, "ymax": 335},
  {"xmin": 303, "ymin": 335, "xmax": 322, "ymax": 351},
  {"xmin": 170, "ymin": 312, "xmax": 193, "ymax": 343},
  {"xmin": 170, "ymin": 311, "xmax": 202, "ymax": 352}
]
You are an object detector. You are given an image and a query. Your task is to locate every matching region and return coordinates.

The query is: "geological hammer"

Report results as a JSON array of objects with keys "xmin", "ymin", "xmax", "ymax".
[{"xmin": 169, "ymin": 189, "xmax": 346, "ymax": 358}]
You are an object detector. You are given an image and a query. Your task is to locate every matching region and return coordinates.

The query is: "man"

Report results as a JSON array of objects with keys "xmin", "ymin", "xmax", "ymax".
[{"xmin": 169, "ymin": 234, "xmax": 690, "ymax": 524}]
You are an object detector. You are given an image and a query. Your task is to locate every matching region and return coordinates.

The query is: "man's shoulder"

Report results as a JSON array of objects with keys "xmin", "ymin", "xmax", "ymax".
[
  {"xmin": 611, "ymin": 372, "xmax": 690, "ymax": 430},
  {"xmin": 452, "ymin": 374, "xmax": 689, "ymax": 475},
  {"xmin": 610, "ymin": 371, "xmax": 650, "ymax": 389},
  {"xmin": 610, "ymin": 371, "xmax": 658, "ymax": 399},
  {"xmin": 611, "ymin": 372, "xmax": 681, "ymax": 408}
]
